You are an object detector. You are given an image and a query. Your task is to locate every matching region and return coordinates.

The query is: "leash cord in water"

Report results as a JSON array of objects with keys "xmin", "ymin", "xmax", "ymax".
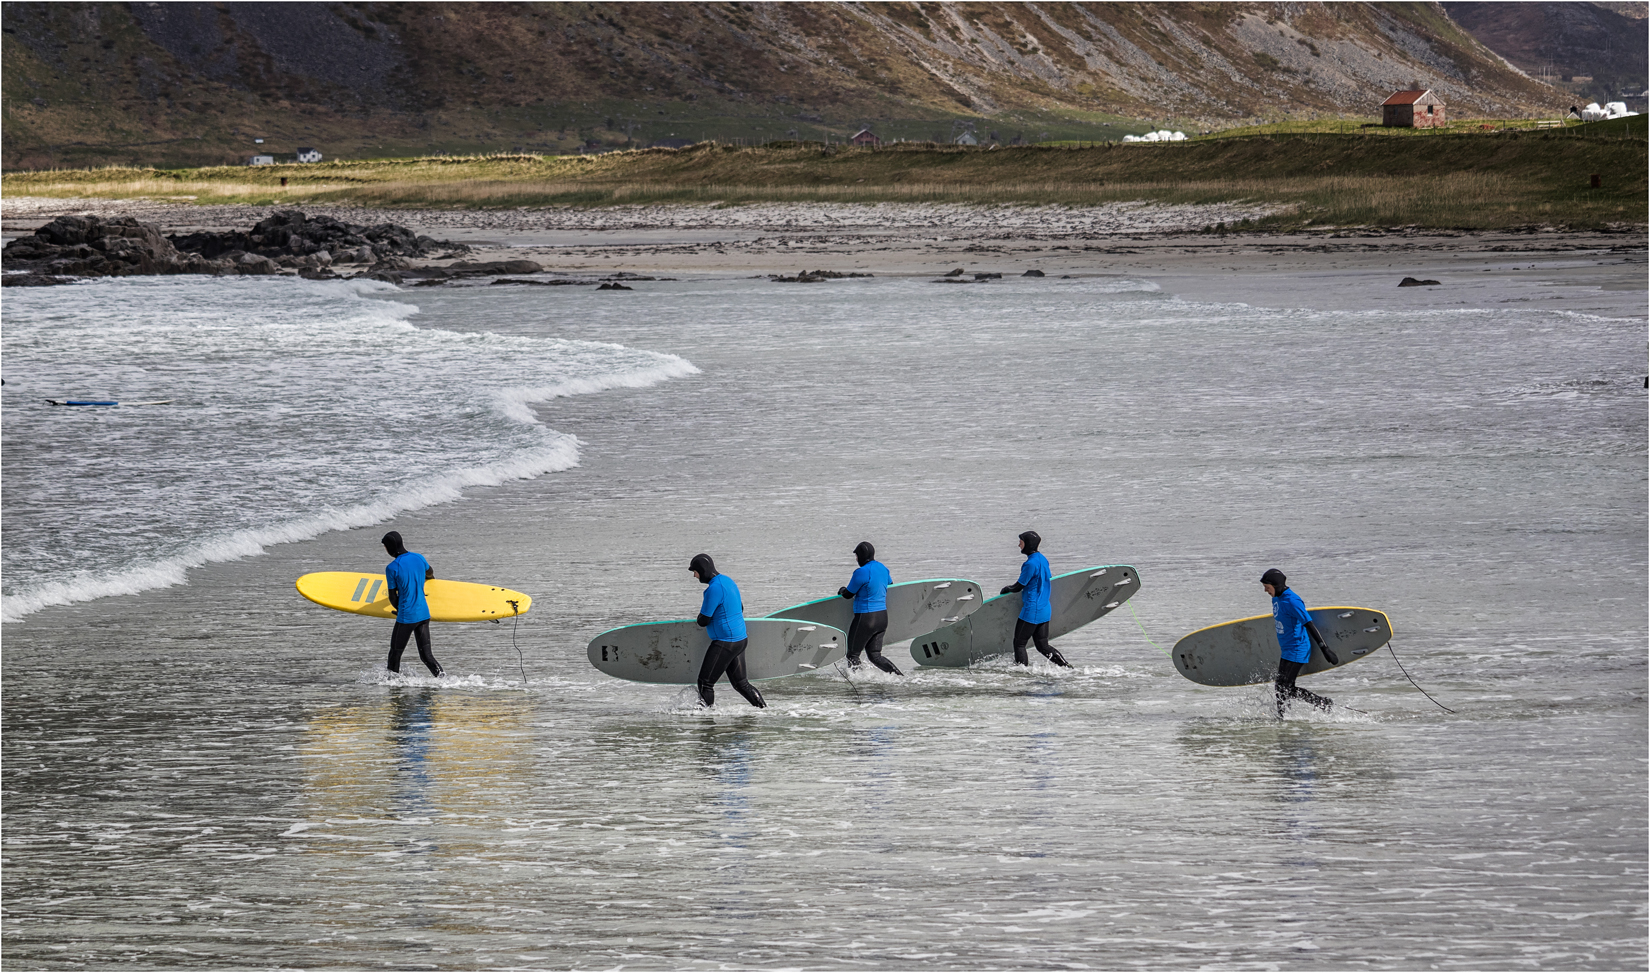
[
  {"xmin": 1127, "ymin": 601, "xmax": 1171, "ymax": 657},
  {"xmin": 506, "ymin": 600, "xmax": 526, "ymax": 687},
  {"xmin": 834, "ymin": 662, "xmax": 866, "ymax": 702},
  {"xmin": 1388, "ymin": 639, "xmax": 1455, "ymax": 714}
]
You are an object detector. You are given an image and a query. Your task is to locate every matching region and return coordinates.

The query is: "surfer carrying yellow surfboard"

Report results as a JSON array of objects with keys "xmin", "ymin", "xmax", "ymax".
[
  {"xmin": 383, "ymin": 531, "xmax": 445, "ymax": 678},
  {"xmin": 1262, "ymin": 568, "xmax": 1335, "ymax": 717}
]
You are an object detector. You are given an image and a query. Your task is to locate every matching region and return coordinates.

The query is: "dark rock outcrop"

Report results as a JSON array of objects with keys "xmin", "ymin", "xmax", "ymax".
[
  {"xmin": 1398, "ymin": 277, "xmax": 1442, "ymax": 287},
  {"xmin": 770, "ymin": 269, "xmax": 873, "ymax": 283},
  {"xmin": 3, "ymin": 216, "xmax": 236, "ymax": 277},
  {"xmin": 381, "ymin": 259, "xmax": 547, "ymax": 286},
  {"xmin": 597, "ymin": 282, "xmax": 633, "ymax": 290},
  {"xmin": 1022, "ymin": 269, "xmax": 1045, "ymax": 277},
  {"xmin": 444, "ymin": 259, "xmax": 543, "ymax": 275},
  {"xmin": 2, "ymin": 211, "xmax": 463, "ymax": 280},
  {"xmin": 168, "ymin": 210, "xmax": 464, "ymax": 263}
]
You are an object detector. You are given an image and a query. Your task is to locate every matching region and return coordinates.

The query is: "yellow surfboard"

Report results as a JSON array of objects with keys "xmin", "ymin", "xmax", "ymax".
[{"xmin": 295, "ymin": 572, "xmax": 532, "ymax": 622}]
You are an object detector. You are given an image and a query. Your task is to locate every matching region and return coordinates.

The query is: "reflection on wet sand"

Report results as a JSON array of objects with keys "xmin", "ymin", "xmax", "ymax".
[
  {"xmin": 1176, "ymin": 717, "xmax": 1394, "ymax": 804},
  {"xmin": 297, "ymin": 689, "xmax": 539, "ymax": 840}
]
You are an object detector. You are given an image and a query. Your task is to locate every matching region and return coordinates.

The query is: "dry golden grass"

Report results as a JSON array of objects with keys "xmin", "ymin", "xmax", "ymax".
[{"xmin": 5, "ymin": 136, "xmax": 1643, "ymax": 229}]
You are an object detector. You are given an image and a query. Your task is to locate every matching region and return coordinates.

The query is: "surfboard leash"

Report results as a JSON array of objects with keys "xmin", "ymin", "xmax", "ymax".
[
  {"xmin": 1387, "ymin": 639, "xmax": 1455, "ymax": 714},
  {"xmin": 506, "ymin": 599, "xmax": 527, "ymax": 686},
  {"xmin": 1126, "ymin": 602, "xmax": 1172, "ymax": 657},
  {"xmin": 834, "ymin": 662, "xmax": 866, "ymax": 703}
]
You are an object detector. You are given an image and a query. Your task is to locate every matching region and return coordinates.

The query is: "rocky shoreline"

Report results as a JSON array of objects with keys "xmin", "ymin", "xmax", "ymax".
[
  {"xmin": 0, "ymin": 210, "xmax": 475, "ymax": 284},
  {"xmin": 3, "ymin": 198, "xmax": 1641, "ymax": 295},
  {"xmin": 1, "ymin": 197, "xmax": 1282, "ymax": 238}
]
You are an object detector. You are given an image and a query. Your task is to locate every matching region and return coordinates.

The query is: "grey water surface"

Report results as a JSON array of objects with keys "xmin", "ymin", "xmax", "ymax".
[{"xmin": 3, "ymin": 269, "xmax": 1645, "ymax": 970}]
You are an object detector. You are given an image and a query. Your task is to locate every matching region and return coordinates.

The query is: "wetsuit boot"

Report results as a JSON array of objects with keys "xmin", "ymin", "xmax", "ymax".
[
  {"xmin": 1040, "ymin": 646, "xmax": 1075, "ymax": 669},
  {"xmin": 865, "ymin": 649, "xmax": 904, "ymax": 676}
]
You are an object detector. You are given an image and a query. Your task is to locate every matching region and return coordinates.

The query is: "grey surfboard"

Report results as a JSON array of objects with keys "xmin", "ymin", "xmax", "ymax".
[
  {"xmin": 1172, "ymin": 607, "xmax": 1393, "ymax": 686},
  {"xmin": 766, "ymin": 578, "xmax": 984, "ymax": 644},
  {"xmin": 909, "ymin": 565, "xmax": 1141, "ymax": 667},
  {"xmin": 588, "ymin": 617, "xmax": 847, "ymax": 684}
]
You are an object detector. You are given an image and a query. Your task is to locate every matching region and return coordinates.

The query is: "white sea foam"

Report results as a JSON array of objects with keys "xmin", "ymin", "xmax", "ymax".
[{"xmin": 0, "ymin": 276, "xmax": 698, "ymax": 622}]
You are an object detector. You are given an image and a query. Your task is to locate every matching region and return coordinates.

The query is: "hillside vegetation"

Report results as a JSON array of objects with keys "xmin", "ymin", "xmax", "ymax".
[
  {"xmin": 3, "ymin": 1, "xmax": 1569, "ymax": 169},
  {"xmin": 9, "ymin": 126, "xmax": 1644, "ymax": 231}
]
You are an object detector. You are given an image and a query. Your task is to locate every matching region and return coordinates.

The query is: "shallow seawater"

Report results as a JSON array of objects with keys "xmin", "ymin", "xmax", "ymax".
[{"xmin": 2, "ymin": 272, "xmax": 1645, "ymax": 970}]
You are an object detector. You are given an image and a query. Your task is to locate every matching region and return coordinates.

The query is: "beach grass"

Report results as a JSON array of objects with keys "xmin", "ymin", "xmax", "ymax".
[{"xmin": 6, "ymin": 126, "xmax": 1644, "ymax": 230}]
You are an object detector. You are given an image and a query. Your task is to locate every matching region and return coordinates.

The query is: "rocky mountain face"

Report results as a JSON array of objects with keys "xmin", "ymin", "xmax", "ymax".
[
  {"xmin": 1441, "ymin": 2, "xmax": 1648, "ymax": 106},
  {"xmin": 3, "ymin": 2, "xmax": 1568, "ymax": 169}
]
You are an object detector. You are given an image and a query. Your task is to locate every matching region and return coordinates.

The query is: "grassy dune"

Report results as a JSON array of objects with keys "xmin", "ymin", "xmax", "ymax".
[{"xmin": 6, "ymin": 125, "xmax": 1644, "ymax": 230}]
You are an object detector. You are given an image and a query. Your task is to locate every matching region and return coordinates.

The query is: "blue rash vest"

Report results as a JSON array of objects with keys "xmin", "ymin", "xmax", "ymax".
[
  {"xmin": 384, "ymin": 551, "xmax": 432, "ymax": 625},
  {"xmin": 699, "ymin": 573, "xmax": 748, "ymax": 642},
  {"xmin": 1016, "ymin": 551, "xmax": 1052, "ymax": 624},
  {"xmin": 845, "ymin": 559, "xmax": 892, "ymax": 613},
  {"xmin": 1271, "ymin": 587, "xmax": 1314, "ymax": 664}
]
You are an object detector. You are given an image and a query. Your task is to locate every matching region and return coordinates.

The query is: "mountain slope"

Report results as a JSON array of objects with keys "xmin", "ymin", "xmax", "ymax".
[
  {"xmin": 1440, "ymin": 2, "xmax": 1648, "ymax": 106},
  {"xmin": 2, "ymin": 2, "xmax": 1568, "ymax": 169}
]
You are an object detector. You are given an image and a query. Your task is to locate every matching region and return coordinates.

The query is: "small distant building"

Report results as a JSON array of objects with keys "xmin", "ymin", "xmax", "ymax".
[
  {"xmin": 1382, "ymin": 89, "xmax": 1447, "ymax": 128},
  {"xmin": 249, "ymin": 155, "xmax": 275, "ymax": 166},
  {"xmin": 850, "ymin": 127, "xmax": 881, "ymax": 146},
  {"xmin": 953, "ymin": 131, "xmax": 979, "ymax": 146},
  {"xmin": 295, "ymin": 147, "xmax": 322, "ymax": 163}
]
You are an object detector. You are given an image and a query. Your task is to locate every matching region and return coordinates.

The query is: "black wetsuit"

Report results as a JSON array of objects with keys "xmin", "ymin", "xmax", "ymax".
[
  {"xmin": 696, "ymin": 637, "xmax": 765, "ymax": 708},
  {"xmin": 689, "ymin": 553, "xmax": 766, "ymax": 709},
  {"xmin": 1261, "ymin": 569, "xmax": 1334, "ymax": 717},
  {"xmin": 382, "ymin": 530, "xmax": 443, "ymax": 677},
  {"xmin": 1011, "ymin": 618, "xmax": 1071, "ymax": 668},
  {"xmin": 389, "ymin": 619, "xmax": 443, "ymax": 677},
  {"xmin": 847, "ymin": 609, "xmax": 902, "ymax": 674},
  {"xmin": 1275, "ymin": 658, "xmax": 1332, "ymax": 717},
  {"xmin": 840, "ymin": 541, "xmax": 903, "ymax": 675},
  {"xmin": 1003, "ymin": 531, "xmax": 1073, "ymax": 668}
]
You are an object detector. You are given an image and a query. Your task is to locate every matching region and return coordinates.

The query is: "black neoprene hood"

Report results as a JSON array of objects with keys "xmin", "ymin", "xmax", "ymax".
[
  {"xmin": 853, "ymin": 541, "xmax": 875, "ymax": 566},
  {"xmin": 382, "ymin": 531, "xmax": 406, "ymax": 556},
  {"xmin": 689, "ymin": 553, "xmax": 717, "ymax": 582},
  {"xmin": 1018, "ymin": 530, "xmax": 1041, "ymax": 555},
  {"xmin": 1261, "ymin": 568, "xmax": 1288, "ymax": 591}
]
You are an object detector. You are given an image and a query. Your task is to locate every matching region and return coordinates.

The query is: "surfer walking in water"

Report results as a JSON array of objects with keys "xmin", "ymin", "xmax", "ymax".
[
  {"xmin": 838, "ymin": 541, "xmax": 903, "ymax": 675},
  {"xmin": 1262, "ymin": 568, "xmax": 1337, "ymax": 717},
  {"xmin": 382, "ymin": 531, "xmax": 444, "ymax": 677},
  {"xmin": 690, "ymin": 554, "xmax": 766, "ymax": 709},
  {"xmin": 1000, "ymin": 531, "xmax": 1074, "ymax": 668}
]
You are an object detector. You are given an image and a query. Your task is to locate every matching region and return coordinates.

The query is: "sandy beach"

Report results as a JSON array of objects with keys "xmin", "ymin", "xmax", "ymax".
[{"xmin": 6, "ymin": 195, "xmax": 1643, "ymax": 300}]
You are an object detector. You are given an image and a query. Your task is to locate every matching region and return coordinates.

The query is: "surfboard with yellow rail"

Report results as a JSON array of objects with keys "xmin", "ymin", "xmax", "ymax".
[
  {"xmin": 1171, "ymin": 607, "xmax": 1392, "ymax": 686},
  {"xmin": 295, "ymin": 572, "xmax": 531, "ymax": 622}
]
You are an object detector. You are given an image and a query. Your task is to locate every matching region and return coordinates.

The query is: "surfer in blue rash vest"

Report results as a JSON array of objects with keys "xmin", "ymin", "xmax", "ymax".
[
  {"xmin": 837, "ymin": 541, "xmax": 903, "ymax": 675},
  {"xmin": 690, "ymin": 554, "xmax": 766, "ymax": 709},
  {"xmin": 999, "ymin": 530, "xmax": 1074, "ymax": 668},
  {"xmin": 382, "ymin": 531, "xmax": 444, "ymax": 677},
  {"xmin": 1262, "ymin": 568, "xmax": 1338, "ymax": 717}
]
